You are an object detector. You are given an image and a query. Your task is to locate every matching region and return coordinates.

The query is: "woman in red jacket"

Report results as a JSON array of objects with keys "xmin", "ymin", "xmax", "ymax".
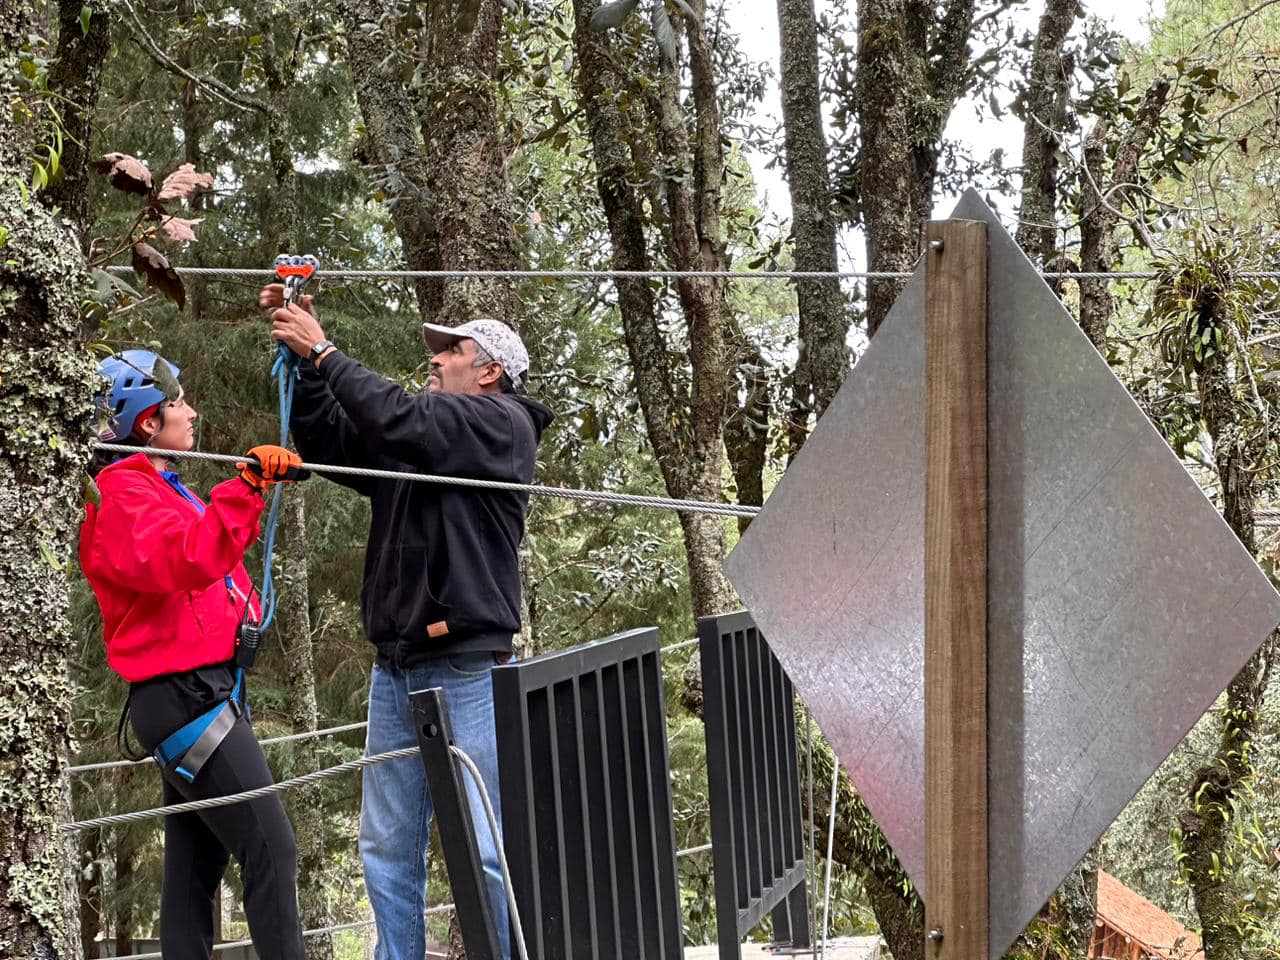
[{"xmin": 81, "ymin": 350, "xmax": 307, "ymax": 960}]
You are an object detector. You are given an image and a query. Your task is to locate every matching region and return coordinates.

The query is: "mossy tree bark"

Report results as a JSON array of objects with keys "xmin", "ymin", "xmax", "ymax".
[
  {"xmin": 777, "ymin": 0, "xmax": 849, "ymax": 457},
  {"xmin": 1175, "ymin": 284, "xmax": 1276, "ymax": 959},
  {"xmin": 44, "ymin": 0, "xmax": 111, "ymax": 241},
  {"xmin": 0, "ymin": 6, "xmax": 98, "ymax": 958},
  {"xmin": 571, "ymin": 0, "xmax": 736, "ymax": 623},
  {"xmin": 1014, "ymin": 0, "xmax": 1080, "ymax": 266},
  {"xmin": 853, "ymin": 0, "xmax": 976, "ymax": 336},
  {"xmin": 340, "ymin": 0, "xmax": 519, "ymax": 328}
]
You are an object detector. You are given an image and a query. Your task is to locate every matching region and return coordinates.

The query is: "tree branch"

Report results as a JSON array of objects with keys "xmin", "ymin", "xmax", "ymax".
[
  {"xmin": 120, "ymin": 0, "xmax": 268, "ymax": 115},
  {"xmin": 1193, "ymin": 0, "xmax": 1280, "ymax": 54},
  {"xmin": 526, "ymin": 105, "xmax": 586, "ymax": 146},
  {"xmin": 1215, "ymin": 79, "xmax": 1280, "ymax": 123},
  {"xmin": 931, "ymin": 0, "xmax": 978, "ymax": 106}
]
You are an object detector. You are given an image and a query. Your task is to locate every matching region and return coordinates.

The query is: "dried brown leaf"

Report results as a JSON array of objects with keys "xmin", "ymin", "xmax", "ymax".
[
  {"xmin": 89, "ymin": 152, "xmax": 153, "ymax": 196},
  {"xmin": 131, "ymin": 241, "xmax": 185, "ymax": 311},
  {"xmin": 158, "ymin": 215, "xmax": 203, "ymax": 244},
  {"xmin": 156, "ymin": 163, "xmax": 214, "ymax": 203}
]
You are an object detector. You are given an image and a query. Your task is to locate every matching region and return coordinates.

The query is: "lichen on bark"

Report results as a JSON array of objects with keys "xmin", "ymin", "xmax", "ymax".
[
  {"xmin": 1, "ymin": 7, "xmax": 98, "ymax": 953},
  {"xmin": 0, "ymin": 168, "xmax": 97, "ymax": 960}
]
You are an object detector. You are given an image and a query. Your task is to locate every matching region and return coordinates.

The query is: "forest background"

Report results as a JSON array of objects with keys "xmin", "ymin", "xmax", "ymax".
[{"xmin": 4, "ymin": 0, "xmax": 1280, "ymax": 957}]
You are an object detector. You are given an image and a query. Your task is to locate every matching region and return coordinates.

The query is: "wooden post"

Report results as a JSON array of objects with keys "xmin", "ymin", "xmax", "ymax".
[{"xmin": 924, "ymin": 219, "xmax": 989, "ymax": 960}]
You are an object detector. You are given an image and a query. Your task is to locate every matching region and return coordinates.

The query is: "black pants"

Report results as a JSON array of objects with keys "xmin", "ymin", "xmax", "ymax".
[{"xmin": 131, "ymin": 669, "xmax": 304, "ymax": 960}]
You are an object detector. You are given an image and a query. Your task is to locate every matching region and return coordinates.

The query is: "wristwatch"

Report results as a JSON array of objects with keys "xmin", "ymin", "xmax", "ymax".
[{"xmin": 308, "ymin": 339, "xmax": 335, "ymax": 363}]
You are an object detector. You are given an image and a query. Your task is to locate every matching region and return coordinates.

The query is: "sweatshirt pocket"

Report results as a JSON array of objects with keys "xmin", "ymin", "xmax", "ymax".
[
  {"xmin": 409, "ymin": 594, "xmax": 453, "ymax": 643},
  {"xmin": 391, "ymin": 547, "xmax": 453, "ymax": 640},
  {"xmin": 189, "ymin": 586, "xmax": 236, "ymax": 658}
]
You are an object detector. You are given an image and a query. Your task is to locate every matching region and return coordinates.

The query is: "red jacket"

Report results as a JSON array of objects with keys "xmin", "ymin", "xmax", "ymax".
[{"xmin": 80, "ymin": 454, "xmax": 264, "ymax": 682}]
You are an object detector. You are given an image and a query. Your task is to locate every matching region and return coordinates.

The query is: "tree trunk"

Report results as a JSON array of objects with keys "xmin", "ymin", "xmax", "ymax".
[
  {"xmin": 112, "ymin": 834, "xmax": 135, "ymax": 959},
  {"xmin": 0, "ymin": 10, "xmax": 97, "ymax": 960},
  {"xmin": 571, "ymin": 0, "xmax": 735, "ymax": 620},
  {"xmin": 1076, "ymin": 118, "xmax": 1112, "ymax": 348},
  {"xmin": 1176, "ymin": 286, "xmax": 1274, "ymax": 959},
  {"xmin": 280, "ymin": 493, "xmax": 334, "ymax": 960},
  {"xmin": 44, "ymin": 0, "xmax": 111, "ymax": 240},
  {"xmin": 854, "ymin": 0, "xmax": 925, "ymax": 338},
  {"xmin": 656, "ymin": 6, "xmax": 732, "ymax": 620},
  {"xmin": 77, "ymin": 828, "xmax": 102, "ymax": 959},
  {"xmin": 777, "ymin": 0, "xmax": 848, "ymax": 456},
  {"xmin": 338, "ymin": 0, "xmax": 438, "ymax": 317},
  {"xmin": 342, "ymin": 0, "xmax": 519, "ymax": 327},
  {"xmin": 723, "ymin": 323, "xmax": 770, "ymax": 535},
  {"xmin": 1181, "ymin": 634, "xmax": 1278, "ymax": 960},
  {"xmin": 854, "ymin": 0, "xmax": 975, "ymax": 336},
  {"xmin": 1077, "ymin": 77, "xmax": 1170, "ymax": 348},
  {"xmin": 260, "ymin": 15, "xmax": 299, "ymax": 257},
  {"xmin": 1014, "ymin": 0, "xmax": 1080, "ymax": 265},
  {"xmin": 417, "ymin": 0, "xmax": 520, "ymax": 327}
]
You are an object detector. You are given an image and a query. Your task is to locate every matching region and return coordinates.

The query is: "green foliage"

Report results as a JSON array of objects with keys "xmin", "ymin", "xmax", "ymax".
[
  {"xmin": 63, "ymin": 0, "xmax": 806, "ymax": 946},
  {"xmin": 1089, "ymin": 7, "xmax": 1280, "ymax": 942},
  {"xmin": 588, "ymin": 0, "xmax": 697, "ymax": 63},
  {"xmin": 62, "ymin": 0, "xmax": 1280, "ymax": 953},
  {"xmin": 9, "ymin": 31, "xmax": 67, "ymax": 195}
]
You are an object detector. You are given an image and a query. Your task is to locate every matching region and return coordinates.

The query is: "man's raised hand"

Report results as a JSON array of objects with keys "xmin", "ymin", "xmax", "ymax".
[{"xmin": 258, "ymin": 283, "xmax": 316, "ymax": 315}]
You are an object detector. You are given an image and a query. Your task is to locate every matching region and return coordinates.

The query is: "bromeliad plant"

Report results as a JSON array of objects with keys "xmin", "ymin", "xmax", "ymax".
[{"xmin": 1138, "ymin": 226, "xmax": 1280, "ymax": 957}]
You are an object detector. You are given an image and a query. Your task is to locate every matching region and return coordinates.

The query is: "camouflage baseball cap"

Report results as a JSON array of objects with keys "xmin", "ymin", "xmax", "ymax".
[{"xmin": 422, "ymin": 318, "xmax": 530, "ymax": 389}]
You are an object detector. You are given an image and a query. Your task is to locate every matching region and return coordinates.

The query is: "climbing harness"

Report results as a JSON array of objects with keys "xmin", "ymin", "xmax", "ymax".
[
  {"xmin": 153, "ymin": 669, "xmax": 245, "ymax": 782},
  {"xmin": 257, "ymin": 253, "xmax": 318, "ymax": 632},
  {"xmin": 116, "ymin": 674, "xmax": 245, "ymax": 785}
]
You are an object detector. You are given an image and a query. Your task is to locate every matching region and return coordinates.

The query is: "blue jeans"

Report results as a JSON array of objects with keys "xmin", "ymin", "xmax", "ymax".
[{"xmin": 360, "ymin": 654, "xmax": 510, "ymax": 960}]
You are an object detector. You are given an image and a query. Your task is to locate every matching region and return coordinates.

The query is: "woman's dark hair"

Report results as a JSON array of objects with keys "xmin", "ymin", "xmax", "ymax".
[
  {"xmin": 88, "ymin": 406, "xmax": 168, "ymax": 476},
  {"xmin": 88, "ymin": 447, "xmax": 115, "ymax": 477}
]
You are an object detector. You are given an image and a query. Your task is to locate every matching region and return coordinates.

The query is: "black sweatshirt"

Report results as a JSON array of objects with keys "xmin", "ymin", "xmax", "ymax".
[{"xmin": 289, "ymin": 350, "xmax": 554, "ymax": 667}]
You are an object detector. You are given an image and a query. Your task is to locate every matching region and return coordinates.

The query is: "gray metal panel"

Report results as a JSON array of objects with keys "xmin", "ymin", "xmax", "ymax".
[
  {"xmin": 726, "ymin": 247, "xmax": 930, "ymax": 885},
  {"xmin": 725, "ymin": 188, "xmax": 1280, "ymax": 960}
]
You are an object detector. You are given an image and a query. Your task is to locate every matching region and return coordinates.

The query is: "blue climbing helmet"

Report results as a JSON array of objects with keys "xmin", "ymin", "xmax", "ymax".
[{"xmin": 96, "ymin": 349, "xmax": 182, "ymax": 442}]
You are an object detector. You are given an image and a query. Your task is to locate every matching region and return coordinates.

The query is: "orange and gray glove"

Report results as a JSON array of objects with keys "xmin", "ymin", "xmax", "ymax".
[{"xmin": 237, "ymin": 444, "xmax": 308, "ymax": 493}]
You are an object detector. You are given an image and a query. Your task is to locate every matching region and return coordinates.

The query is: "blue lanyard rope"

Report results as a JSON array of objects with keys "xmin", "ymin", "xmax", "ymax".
[{"xmin": 257, "ymin": 342, "xmax": 301, "ymax": 631}]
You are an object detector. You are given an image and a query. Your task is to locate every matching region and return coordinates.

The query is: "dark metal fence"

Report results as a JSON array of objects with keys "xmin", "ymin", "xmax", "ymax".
[
  {"xmin": 493, "ymin": 627, "xmax": 683, "ymax": 960},
  {"xmin": 411, "ymin": 686, "xmax": 503, "ymax": 960},
  {"xmin": 698, "ymin": 610, "xmax": 810, "ymax": 958}
]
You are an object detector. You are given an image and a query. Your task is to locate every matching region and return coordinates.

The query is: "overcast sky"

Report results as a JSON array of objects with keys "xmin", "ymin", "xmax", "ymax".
[{"xmin": 725, "ymin": 0, "xmax": 1168, "ymax": 265}]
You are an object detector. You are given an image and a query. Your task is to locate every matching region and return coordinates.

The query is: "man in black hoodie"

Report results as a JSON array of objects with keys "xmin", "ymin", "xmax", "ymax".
[{"xmin": 262, "ymin": 285, "xmax": 554, "ymax": 960}]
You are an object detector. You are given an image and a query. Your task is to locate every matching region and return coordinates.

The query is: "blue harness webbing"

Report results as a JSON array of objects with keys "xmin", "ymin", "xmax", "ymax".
[{"xmin": 153, "ymin": 667, "xmax": 244, "ymax": 782}]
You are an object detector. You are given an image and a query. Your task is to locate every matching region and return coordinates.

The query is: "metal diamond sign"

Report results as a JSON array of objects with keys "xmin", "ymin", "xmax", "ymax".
[{"xmin": 725, "ymin": 190, "xmax": 1280, "ymax": 960}]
